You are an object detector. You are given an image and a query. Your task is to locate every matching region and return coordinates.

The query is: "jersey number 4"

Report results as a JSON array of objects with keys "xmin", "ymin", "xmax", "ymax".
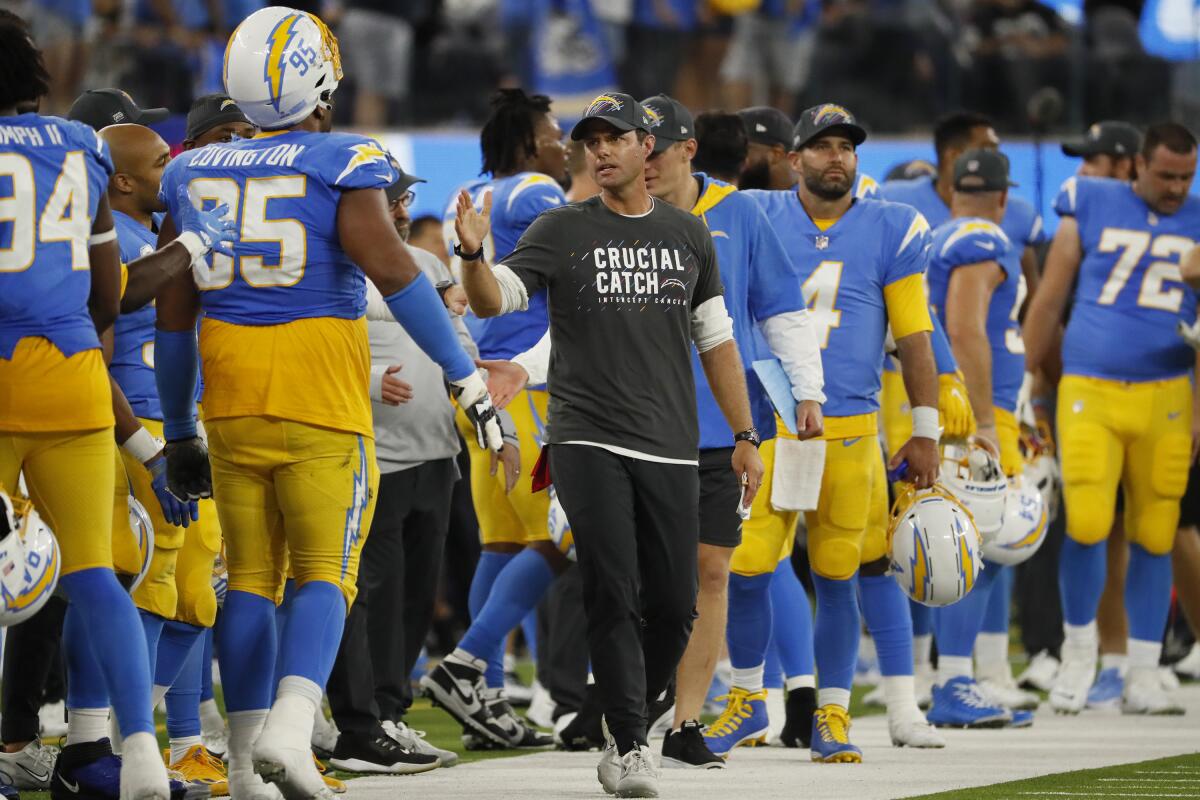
[
  {"xmin": 1096, "ymin": 228, "xmax": 1193, "ymax": 312},
  {"xmin": 0, "ymin": 152, "xmax": 91, "ymax": 273},
  {"xmin": 802, "ymin": 260, "xmax": 843, "ymax": 349},
  {"xmin": 186, "ymin": 176, "xmax": 307, "ymax": 290}
]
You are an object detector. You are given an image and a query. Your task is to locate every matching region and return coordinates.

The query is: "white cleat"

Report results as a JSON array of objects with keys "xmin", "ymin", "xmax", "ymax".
[
  {"xmin": 977, "ymin": 675, "xmax": 1040, "ymax": 711},
  {"xmin": 861, "ymin": 684, "xmax": 886, "ymax": 709},
  {"xmin": 118, "ymin": 732, "xmax": 170, "ymax": 800},
  {"xmin": 310, "ymin": 708, "xmax": 338, "ymax": 757},
  {"xmin": 1018, "ymin": 650, "xmax": 1060, "ymax": 693},
  {"xmin": 615, "ymin": 746, "xmax": 659, "ymax": 798},
  {"xmin": 1122, "ymin": 669, "xmax": 1185, "ymax": 716},
  {"xmin": 526, "ymin": 681, "xmax": 556, "ymax": 730},
  {"xmin": 1159, "ymin": 666, "xmax": 1181, "ymax": 692},
  {"xmin": 252, "ymin": 740, "xmax": 332, "ymax": 800},
  {"xmin": 229, "ymin": 769, "xmax": 286, "ymax": 800},
  {"xmin": 1049, "ymin": 653, "xmax": 1095, "ymax": 715},
  {"xmin": 888, "ymin": 715, "xmax": 946, "ymax": 749}
]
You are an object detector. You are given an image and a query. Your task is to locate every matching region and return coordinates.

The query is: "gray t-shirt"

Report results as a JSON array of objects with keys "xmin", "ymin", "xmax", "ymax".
[{"xmin": 500, "ymin": 195, "xmax": 724, "ymax": 462}]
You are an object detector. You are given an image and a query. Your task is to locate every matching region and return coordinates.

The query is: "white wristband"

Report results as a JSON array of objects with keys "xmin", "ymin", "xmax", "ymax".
[
  {"xmin": 121, "ymin": 427, "xmax": 162, "ymax": 463},
  {"xmin": 175, "ymin": 231, "xmax": 209, "ymax": 261},
  {"xmin": 912, "ymin": 405, "xmax": 940, "ymax": 441},
  {"xmin": 88, "ymin": 228, "xmax": 117, "ymax": 246}
]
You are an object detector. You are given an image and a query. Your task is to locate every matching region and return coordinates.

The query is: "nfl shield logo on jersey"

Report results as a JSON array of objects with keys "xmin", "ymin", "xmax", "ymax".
[{"xmin": 815, "ymin": 235, "xmax": 830, "ymax": 250}]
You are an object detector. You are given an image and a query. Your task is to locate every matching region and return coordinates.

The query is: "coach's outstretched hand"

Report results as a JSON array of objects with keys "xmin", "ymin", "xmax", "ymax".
[
  {"xmin": 477, "ymin": 358, "xmax": 529, "ymax": 410},
  {"xmin": 163, "ymin": 436, "xmax": 213, "ymax": 501},
  {"xmin": 454, "ymin": 189, "xmax": 492, "ymax": 255},
  {"xmin": 452, "ymin": 371, "xmax": 504, "ymax": 452}
]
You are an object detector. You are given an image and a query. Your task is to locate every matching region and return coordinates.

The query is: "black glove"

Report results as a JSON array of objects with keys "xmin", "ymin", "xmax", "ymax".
[{"xmin": 163, "ymin": 436, "xmax": 213, "ymax": 500}]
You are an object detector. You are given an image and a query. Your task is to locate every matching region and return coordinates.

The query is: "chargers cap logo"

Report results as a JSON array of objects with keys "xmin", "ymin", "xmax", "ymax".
[
  {"xmin": 643, "ymin": 105, "xmax": 664, "ymax": 128},
  {"xmin": 586, "ymin": 94, "xmax": 624, "ymax": 116},
  {"xmin": 813, "ymin": 104, "xmax": 855, "ymax": 126}
]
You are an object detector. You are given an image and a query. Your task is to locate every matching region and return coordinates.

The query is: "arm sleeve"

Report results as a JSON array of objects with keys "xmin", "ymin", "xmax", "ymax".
[
  {"xmin": 691, "ymin": 295, "xmax": 735, "ymax": 353},
  {"xmin": 383, "ymin": 272, "xmax": 475, "ymax": 381},
  {"xmin": 512, "ymin": 328, "xmax": 551, "ymax": 386},
  {"xmin": 884, "ymin": 273, "xmax": 935, "ymax": 339},
  {"xmin": 154, "ymin": 328, "xmax": 200, "ymax": 440},
  {"xmin": 761, "ymin": 310, "xmax": 826, "ymax": 403}
]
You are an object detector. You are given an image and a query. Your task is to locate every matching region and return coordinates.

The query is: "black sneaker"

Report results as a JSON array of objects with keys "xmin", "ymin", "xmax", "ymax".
[
  {"xmin": 661, "ymin": 721, "xmax": 724, "ymax": 769},
  {"xmin": 486, "ymin": 698, "xmax": 553, "ymax": 749},
  {"xmin": 328, "ymin": 728, "xmax": 440, "ymax": 775},
  {"xmin": 419, "ymin": 660, "xmax": 512, "ymax": 747},
  {"xmin": 779, "ymin": 686, "xmax": 817, "ymax": 749}
]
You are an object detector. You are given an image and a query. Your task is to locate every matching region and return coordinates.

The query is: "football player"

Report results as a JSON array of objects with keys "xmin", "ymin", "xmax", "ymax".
[
  {"xmin": 746, "ymin": 104, "xmax": 942, "ymax": 762},
  {"xmin": 421, "ymin": 88, "xmax": 569, "ymax": 750},
  {"xmin": 1024, "ymin": 122, "xmax": 1200, "ymax": 715},
  {"xmin": 153, "ymin": 9, "xmax": 500, "ymax": 800}
]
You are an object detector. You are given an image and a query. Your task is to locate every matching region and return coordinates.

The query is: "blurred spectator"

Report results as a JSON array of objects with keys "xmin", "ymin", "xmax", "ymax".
[
  {"xmin": 720, "ymin": 0, "xmax": 819, "ymax": 114},
  {"xmin": 673, "ymin": 2, "xmax": 733, "ymax": 110},
  {"xmin": 332, "ymin": 0, "xmax": 426, "ymax": 127},
  {"xmin": 25, "ymin": 0, "xmax": 93, "ymax": 113},
  {"xmin": 1083, "ymin": 5, "xmax": 1170, "ymax": 124},
  {"xmin": 622, "ymin": 0, "xmax": 699, "ymax": 100}
]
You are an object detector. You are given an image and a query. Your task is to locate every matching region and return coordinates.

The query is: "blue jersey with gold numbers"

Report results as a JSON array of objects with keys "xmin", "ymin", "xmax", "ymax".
[
  {"xmin": 927, "ymin": 217, "xmax": 1026, "ymax": 411},
  {"xmin": 159, "ymin": 130, "xmax": 399, "ymax": 436},
  {"xmin": 0, "ymin": 113, "xmax": 113, "ymax": 358},
  {"xmin": 747, "ymin": 190, "xmax": 933, "ymax": 434},
  {"xmin": 110, "ymin": 210, "xmax": 161, "ymax": 419},
  {"xmin": 691, "ymin": 175, "xmax": 806, "ymax": 448},
  {"xmin": 1056, "ymin": 176, "xmax": 1199, "ymax": 381}
]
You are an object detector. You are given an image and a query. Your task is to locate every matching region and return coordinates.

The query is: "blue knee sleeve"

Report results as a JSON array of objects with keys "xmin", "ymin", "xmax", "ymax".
[
  {"xmin": 60, "ymin": 569, "xmax": 154, "ymax": 736},
  {"xmin": 278, "ymin": 581, "xmax": 346, "ymax": 688},
  {"xmin": 1059, "ymin": 537, "xmax": 1106, "ymax": 627},
  {"xmin": 811, "ymin": 573, "xmax": 860, "ymax": 692},
  {"xmin": 1126, "ymin": 543, "xmax": 1172, "ymax": 643},
  {"xmin": 166, "ymin": 634, "xmax": 204, "ymax": 740},
  {"xmin": 459, "ymin": 549, "xmax": 553, "ymax": 682},
  {"xmin": 858, "ymin": 574, "xmax": 914, "ymax": 677},
  {"xmin": 200, "ymin": 626, "xmax": 215, "ymax": 702},
  {"xmin": 468, "ymin": 551, "xmax": 517, "ymax": 688},
  {"xmin": 982, "ymin": 564, "xmax": 1012, "ymax": 635},
  {"xmin": 156, "ymin": 620, "xmax": 204, "ymax": 688},
  {"xmin": 909, "ymin": 599, "xmax": 933, "ymax": 636},
  {"xmin": 770, "ymin": 560, "xmax": 814, "ymax": 678},
  {"xmin": 727, "ymin": 572, "xmax": 773, "ymax": 669},
  {"xmin": 218, "ymin": 590, "xmax": 276, "ymax": 712},
  {"xmin": 933, "ymin": 564, "xmax": 1000, "ymax": 658}
]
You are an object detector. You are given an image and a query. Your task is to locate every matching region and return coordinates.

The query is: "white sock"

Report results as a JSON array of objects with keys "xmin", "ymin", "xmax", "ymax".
[
  {"xmin": 817, "ymin": 688, "xmax": 850, "ymax": 710},
  {"xmin": 151, "ymin": 684, "xmax": 170, "ymax": 709},
  {"xmin": 66, "ymin": 708, "xmax": 109, "ymax": 746},
  {"xmin": 169, "ymin": 735, "xmax": 203, "ymax": 765},
  {"xmin": 938, "ymin": 655, "xmax": 973, "ymax": 685},
  {"xmin": 447, "ymin": 648, "xmax": 487, "ymax": 672},
  {"xmin": 731, "ymin": 663, "xmax": 765, "ymax": 693},
  {"xmin": 1062, "ymin": 622, "xmax": 1098, "ymax": 659},
  {"xmin": 227, "ymin": 710, "xmax": 268, "ymax": 788},
  {"xmin": 266, "ymin": 676, "xmax": 320, "ymax": 751},
  {"xmin": 107, "ymin": 708, "xmax": 123, "ymax": 753},
  {"xmin": 785, "ymin": 674, "xmax": 815, "ymax": 692},
  {"xmin": 1100, "ymin": 652, "xmax": 1129, "ymax": 673},
  {"xmin": 881, "ymin": 675, "xmax": 920, "ymax": 719},
  {"xmin": 913, "ymin": 634, "xmax": 933, "ymax": 669},
  {"xmin": 1128, "ymin": 639, "xmax": 1161, "ymax": 672},
  {"xmin": 974, "ymin": 632, "xmax": 1009, "ymax": 669},
  {"xmin": 200, "ymin": 698, "xmax": 225, "ymax": 735}
]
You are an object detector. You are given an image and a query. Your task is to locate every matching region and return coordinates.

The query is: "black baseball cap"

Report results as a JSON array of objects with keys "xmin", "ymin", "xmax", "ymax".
[
  {"xmin": 67, "ymin": 89, "xmax": 169, "ymax": 131},
  {"xmin": 953, "ymin": 149, "xmax": 1017, "ymax": 193},
  {"xmin": 640, "ymin": 94, "xmax": 694, "ymax": 153},
  {"xmin": 570, "ymin": 93, "xmax": 651, "ymax": 140},
  {"xmin": 1061, "ymin": 121, "xmax": 1141, "ymax": 158},
  {"xmin": 186, "ymin": 94, "xmax": 253, "ymax": 141},
  {"xmin": 738, "ymin": 107, "xmax": 793, "ymax": 149},
  {"xmin": 791, "ymin": 103, "xmax": 867, "ymax": 151},
  {"xmin": 385, "ymin": 167, "xmax": 426, "ymax": 205}
]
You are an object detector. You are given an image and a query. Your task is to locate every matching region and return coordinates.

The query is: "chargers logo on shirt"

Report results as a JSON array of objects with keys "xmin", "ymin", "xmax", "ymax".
[{"xmin": 264, "ymin": 13, "xmax": 302, "ymax": 112}]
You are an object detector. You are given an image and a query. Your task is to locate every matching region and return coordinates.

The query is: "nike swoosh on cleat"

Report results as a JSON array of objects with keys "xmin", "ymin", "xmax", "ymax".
[
  {"xmin": 19, "ymin": 764, "xmax": 50, "ymax": 783},
  {"xmin": 57, "ymin": 774, "xmax": 81, "ymax": 793}
]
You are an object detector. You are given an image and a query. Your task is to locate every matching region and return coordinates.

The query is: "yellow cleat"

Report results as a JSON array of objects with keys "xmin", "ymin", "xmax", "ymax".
[
  {"xmin": 314, "ymin": 753, "xmax": 347, "ymax": 794},
  {"xmin": 166, "ymin": 744, "xmax": 229, "ymax": 796},
  {"xmin": 810, "ymin": 705, "xmax": 863, "ymax": 764}
]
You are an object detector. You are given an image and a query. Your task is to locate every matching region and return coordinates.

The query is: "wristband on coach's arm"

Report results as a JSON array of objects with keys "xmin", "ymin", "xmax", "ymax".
[
  {"xmin": 155, "ymin": 328, "xmax": 200, "ymax": 440},
  {"xmin": 912, "ymin": 405, "xmax": 940, "ymax": 440},
  {"xmin": 121, "ymin": 427, "xmax": 161, "ymax": 463},
  {"xmin": 383, "ymin": 271, "xmax": 475, "ymax": 382}
]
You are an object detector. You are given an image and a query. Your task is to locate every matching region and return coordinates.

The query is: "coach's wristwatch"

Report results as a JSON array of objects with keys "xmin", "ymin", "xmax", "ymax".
[
  {"xmin": 454, "ymin": 242, "xmax": 485, "ymax": 261},
  {"xmin": 435, "ymin": 279, "xmax": 455, "ymax": 301},
  {"xmin": 734, "ymin": 427, "xmax": 762, "ymax": 448}
]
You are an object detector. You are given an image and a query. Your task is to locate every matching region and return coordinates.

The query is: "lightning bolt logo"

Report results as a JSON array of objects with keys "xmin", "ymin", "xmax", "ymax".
[
  {"xmin": 341, "ymin": 437, "xmax": 370, "ymax": 579},
  {"xmin": 910, "ymin": 524, "xmax": 930, "ymax": 603},
  {"xmin": 334, "ymin": 141, "xmax": 392, "ymax": 185},
  {"xmin": 263, "ymin": 14, "xmax": 302, "ymax": 112},
  {"xmin": 958, "ymin": 523, "xmax": 975, "ymax": 594}
]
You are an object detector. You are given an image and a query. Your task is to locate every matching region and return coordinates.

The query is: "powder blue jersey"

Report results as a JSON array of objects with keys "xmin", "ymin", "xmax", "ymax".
[
  {"xmin": 110, "ymin": 210, "xmax": 162, "ymax": 419},
  {"xmin": 880, "ymin": 175, "xmax": 1045, "ymax": 249}
]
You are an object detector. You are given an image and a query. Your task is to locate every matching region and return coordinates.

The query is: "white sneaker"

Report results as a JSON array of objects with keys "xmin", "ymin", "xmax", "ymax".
[
  {"xmin": 764, "ymin": 688, "xmax": 786, "ymax": 745},
  {"xmin": 1122, "ymin": 668, "xmax": 1185, "ymax": 716},
  {"xmin": 1018, "ymin": 650, "xmax": 1060, "ymax": 693},
  {"xmin": 526, "ymin": 681, "xmax": 556, "ymax": 730},
  {"xmin": 0, "ymin": 739, "xmax": 56, "ymax": 789},
  {"xmin": 1173, "ymin": 643, "xmax": 1200, "ymax": 681},
  {"xmin": 118, "ymin": 732, "xmax": 171, "ymax": 800},
  {"xmin": 1159, "ymin": 666, "xmax": 1181, "ymax": 692},
  {"xmin": 597, "ymin": 740, "xmax": 621, "ymax": 795},
  {"xmin": 888, "ymin": 714, "xmax": 946, "ymax": 749},
  {"xmin": 38, "ymin": 701, "xmax": 67, "ymax": 739},
  {"xmin": 1050, "ymin": 653, "xmax": 1096, "ymax": 714},
  {"xmin": 615, "ymin": 746, "xmax": 659, "ymax": 798},
  {"xmin": 383, "ymin": 720, "xmax": 458, "ymax": 767},
  {"xmin": 861, "ymin": 683, "xmax": 886, "ymax": 709},
  {"xmin": 977, "ymin": 674, "xmax": 1040, "ymax": 711},
  {"xmin": 915, "ymin": 664, "xmax": 935, "ymax": 709}
]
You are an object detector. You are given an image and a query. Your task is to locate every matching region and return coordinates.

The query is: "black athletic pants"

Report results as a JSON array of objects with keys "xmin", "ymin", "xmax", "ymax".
[
  {"xmin": 327, "ymin": 458, "xmax": 455, "ymax": 733},
  {"xmin": 2, "ymin": 594, "xmax": 67, "ymax": 743},
  {"xmin": 1016, "ymin": 502, "xmax": 1066, "ymax": 659},
  {"xmin": 549, "ymin": 444, "xmax": 699, "ymax": 753},
  {"xmin": 535, "ymin": 567, "xmax": 589, "ymax": 716}
]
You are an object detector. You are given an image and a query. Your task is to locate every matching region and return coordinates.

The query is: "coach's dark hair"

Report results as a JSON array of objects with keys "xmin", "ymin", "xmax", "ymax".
[
  {"xmin": 480, "ymin": 89, "xmax": 553, "ymax": 177},
  {"xmin": 933, "ymin": 111, "xmax": 993, "ymax": 163},
  {"xmin": 693, "ymin": 111, "xmax": 748, "ymax": 182},
  {"xmin": 0, "ymin": 11, "xmax": 50, "ymax": 111},
  {"xmin": 1142, "ymin": 122, "xmax": 1197, "ymax": 160}
]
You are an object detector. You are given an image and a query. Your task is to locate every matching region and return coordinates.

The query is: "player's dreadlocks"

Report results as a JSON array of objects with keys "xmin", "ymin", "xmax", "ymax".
[
  {"xmin": 0, "ymin": 10, "xmax": 50, "ymax": 112},
  {"xmin": 480, "ymin": 88, "xmax": 552, "ymax": 177}
]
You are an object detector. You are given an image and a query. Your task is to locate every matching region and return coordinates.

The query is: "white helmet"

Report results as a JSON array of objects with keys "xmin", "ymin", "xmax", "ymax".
[
  {"xmin": 126, "ymin": 496, "xmax": 154, "ymax": 593},
  {"xmin": 0, "ymin": 485, "xmax": 61, "ymax": 626},
  {"xmin": 223, "ymin": 7, "xmax": 342, "ymax": 130},
  {"xmin": 888, "ymin": 484, "xmax": 983, "ymax": 608},
  {"xmin": 547, "ymin": 488, "xmax": 576, "ymax": 562},
  {"xmin": 940, "ymin": 438, "xmax": 1007, "ymax": 542},
  {"xmin": 984, "ymin": 474, "xmax": 1048, "ymax": 566}
]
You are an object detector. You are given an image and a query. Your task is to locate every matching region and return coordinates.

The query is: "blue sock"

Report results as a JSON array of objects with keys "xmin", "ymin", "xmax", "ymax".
[
  {"xmin": 217, "ymin": 590, "xmax": 276, "ymax": 712},
  {"xmin": 727, "ymin": 572, "xmax": 773, "ymax": 669},
  {"xmin": 60, "ymin": 569, "xmax": 154, "ymax": 736},
  {"xmin": 63, "ymin": 601, "xmax": 109, "ymax": 709},
  {"xmin": 811, "ymin": 573, "xmax": 860, "ymax": 693},
  {"xmin": 139, "ymin": 609, "xmax": 166, "ymax": 672},
  {"xmin": 467, "ymin": 550, "xmax": 518, "ymax": 689},
  {"xmin": 200, "ymin": 626, "xmax": 215, "ymax": 703},
  {"xmin": 909, "ymin": 599, "xmax": 933, "ymax": 636},
  {"xmin": 982, "ymin": 564, "xmax": 1012, "ymax": 635},
  {"xmin": 1125, "ymin": 543, "xmax": 1172, "ymax": 642},
  {"xmin": 156, "ymin": 620, "xmax": 204, "ymax": 689},
  {"xmin": 1059, "ymin": 537, "xmax": 1106, "ymax": 627},
  {"xmin": 458, "ymin": 549, "xmax": 554, "ymax": 685},
  {"xmin": 770, "ymin": 560, "xmax": 814, "ymax": 678},
  {"xmin": 933, "ymin": 564, "xmax": 1000, "ymax": 658},
  {"xmin": 521, "ymin": 608, "xmax": 539, "ymax": 663},
  {"xmin": 764, "ymin": 640, "xmax": 784, "ymax": 690},
  {"xmin": 278, "ymin": 581, "xmax": 346, "ymax": 687},
  {"xmin": 858, "ymin": 573, "xmax": 914, "ymax": 676},
  {"xmin": 166, "ymin": 634, "xmax": 204, "ymax": 740},
  {"xmin": 273, "ymin": 579, "xmax": 296, "ymax": 692}
]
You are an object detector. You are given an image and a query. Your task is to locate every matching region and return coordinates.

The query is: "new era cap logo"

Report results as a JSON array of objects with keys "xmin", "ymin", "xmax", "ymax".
[
  {"xmin": 680, "ymin": 125, "xmax": 687, "ymax": 134},
  {"xmin": 967, "ymin": 159, "xmax": 979, "ymax": 171},
  {"xmin": 755, "ymin": 123, "xmax": 767, "ymax": 132}
]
